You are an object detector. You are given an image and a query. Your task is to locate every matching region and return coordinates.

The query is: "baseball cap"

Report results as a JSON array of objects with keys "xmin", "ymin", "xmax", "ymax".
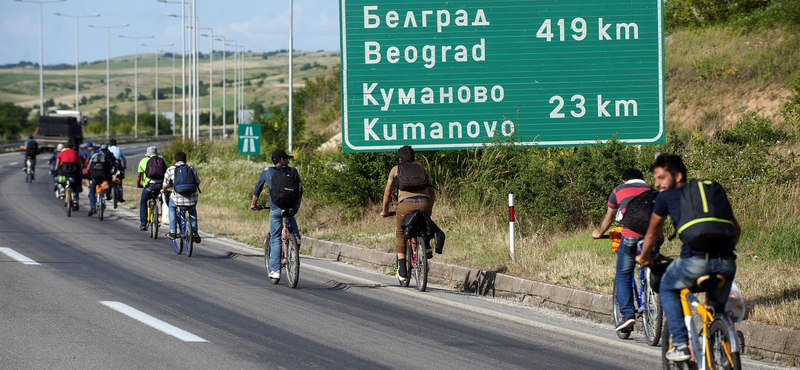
[
  {"xmin": 56, "ymin": 143, "xmax": 64, "ymax": 151},
  {"xmin": 85, "ymin": 142, "xmax": 94, "ymax": 148},
  {"xmin": 146, "ymin": 146, "xmax": 158, "ymax": 156},
  {"xmin": 271, "ymin": 149, "xmax": 293, "ymax": 164},
  {"xmin": 100, "ymin": 144, "xmax": 108, "ymax": 150}
]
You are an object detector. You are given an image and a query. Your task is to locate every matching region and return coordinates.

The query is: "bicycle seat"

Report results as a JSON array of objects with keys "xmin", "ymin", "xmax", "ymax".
[{"xmin": 691, "ymin": 274, "xmax": 726, "ymax": 293}]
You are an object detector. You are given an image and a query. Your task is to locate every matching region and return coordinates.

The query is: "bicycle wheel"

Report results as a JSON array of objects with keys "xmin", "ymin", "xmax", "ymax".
[
  {"xmin": 399, "ymin": 240, "xmax": 412, "ymax": 287},
  {"xmin": 25, "ymin": 159, "xmax": 31, "ymax": 183},
  {"xmin": 172, "ymin": 215, "xmax": 183, "ymax": 254},
  {"xmin": 66, "ymin": 188, "xmax": 73, "ymax": 217},
  {"xmin": 707, "ymin": 320, "xmax": 742, "ymax": 370},
  {"xmin": 184, "ymin": 215, "xmax": 193, "ymax": 257},
  {"xmin": 149, "ymin": 200, "xmax": 159, "ymax": 239},
  {"xmin": 98, "ymin": 194, "xmax": 104, "ymax": 221},
  {"xmin": 264, "ymin": 236, "xmax": 280, "ymax": 284},
  {"xmin": 112, "ymin": 186, "xmax": 118, "ymax": 209},
  {"xmin": 413, "ymin": 238, "xmax": 428, "ymax": 292},
  {"xmin": 612, "ymin": 279, "xmax": 632, "ymax": 339},
  {"xmin": 642, "ymin": 270, "xmax": 663, "ymax": 346},
  {"xmin": 285, "ymin": 234, "xmax": 300, "ymax": 288}
]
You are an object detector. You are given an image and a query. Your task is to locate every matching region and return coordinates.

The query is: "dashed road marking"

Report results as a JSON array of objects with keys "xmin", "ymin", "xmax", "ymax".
[
  {"xmin": 0, "ymin": 247, "xmax": 40, "ymax": 265},
  {"xmin": 100, "ymin": 301, "xmax": 208, "ymax": 342}
]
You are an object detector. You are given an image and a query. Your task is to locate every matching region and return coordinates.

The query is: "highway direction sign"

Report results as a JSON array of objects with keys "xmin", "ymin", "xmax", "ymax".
[
  {"xmin": 238, "ymin": 124, "xmax": 261, "ymax": 155},
  {"xmin": 340, "ymin": 1, "xmax": 665, "ymax": 152}
]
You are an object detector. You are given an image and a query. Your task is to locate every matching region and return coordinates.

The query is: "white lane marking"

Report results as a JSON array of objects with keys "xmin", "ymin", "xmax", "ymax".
[
  {"xmin": 9, "ymin": 162, "xmax": 19, "ymax": 166},
  {"xmin": 100, "ymin": 301, "xmax": 208, "ymax": 342},
  {"xmin": 0, "ymin": 247, "xmax": 41, "ymax": 265},
  {"xmin": 301, "ymin": 262, "xmax": 661, "ymax": 356}
]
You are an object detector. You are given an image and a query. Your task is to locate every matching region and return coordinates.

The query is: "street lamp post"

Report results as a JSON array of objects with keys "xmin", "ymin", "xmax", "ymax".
[
  {"xmin": 200, "ymin": 29, "xmax": 213, "ymax": 141},
  {"xmin": 161, "ymin": 0, "xmax": 189, "ymax": 140},
  {"xmin": 289, "ymin": 0, "xmax": 293, "ymax": 153},
  {"xmin": 142, "ymin": 43, "xmax": 174, "ymax": 138},
  {"xmin": 15, "ymin": 0, "xmax": 66, "ymax": 117},
  {"xmin": 54, "ymin": 12, "xmax": 100, "ymax": 111},
  {"xmin": 88, "ymin": 23, "xmax": 129, "ymax": 139},
  {"xmin": 226, "ymin": 40, "xmax": 237, "ymax": 133},
  {"xmin": 214, "ymin": 36, "xmax": 227, "ymax": 141},
  {"xmin": 238, "ymin": 45, "xmax": 245, "ymax": 125},
  {"xmin": 172, "ymin": 51, "xmax": 176, "ymax": 136},
  {"xmin": 119, "ymin": 34, "xmax": 155, "ymax": 138}
]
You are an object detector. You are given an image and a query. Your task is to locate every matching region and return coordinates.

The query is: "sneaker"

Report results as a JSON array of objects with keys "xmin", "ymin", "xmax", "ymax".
[
  {"xmin": 73, "ymin": 204, "xmax": 79, "ymax": 211},
  {"xmin": 396, "ymin": 270, "xmax": 407, "ymax": 282},
  {"xmin": 106, "ymin": 194, "xmax": 111, "ymax": 200},
  {"xmin": 168, "ymin": 232, "xmax": 177, "ymax": 240},
  {"xmin": 88, "ymin": 209, "xmax": 96, "ymax": 216},
  {"xmin": 192, "ymin": 232, "xmax": 201, "ymax": 243},
  {"xmin": 119, "ymin": 198, "xmax": 126, "ymax": 203},
  {"xmin": 665, "ymin": 345, "xmax": 691, "ymax": 362},
  {"xmin": 268, "ymin": 270, "xmax": 281, "ymax": 279},
  {"xmin": 616, "ymin": 318, "xmax": 636, "ymax": 331},
  {"xmin": 139, "ymin": 224, "xmax": 147, "ymax": 231},
  {"xmin": 426, "ymin": 248, "xmax": 433, "ymax": 259}
]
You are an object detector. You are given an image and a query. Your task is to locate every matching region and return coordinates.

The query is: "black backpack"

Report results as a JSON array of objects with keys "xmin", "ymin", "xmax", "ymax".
[
  {"xmin": 270, "ymin": 167, "xmax": 301, "ymax": 209},
  {"xmin": 173, "ymin": 164, "xmax": 199, "ymax": 195},
  {"xmin": 89, "ymin": 152, "xmax": 110, "ymax": 179},
  {"xmin": 620, "ymin": 189, "xmax": 659, "ymax": 235},
  {"xmin": 675, "ymin": 179, "xmax": 736, "ymax": 252},
  {"xmin": 25, "ymin": 141, "xmax": 39, "ymax": 156},
  {"xmin": 395, "ymin": 162, "xmax": 429, "ymax": 191},
  {"xmin": 145, "ymin": 156, "xmax": 167, "ymax": 181}
]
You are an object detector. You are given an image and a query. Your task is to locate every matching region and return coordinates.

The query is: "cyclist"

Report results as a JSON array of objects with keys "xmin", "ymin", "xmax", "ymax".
[
  {"xmin": 20, "ymin": 135, "xmax": 39, "ymax": 180},
  {"xmin": 592, "ymin": 168, "xmax": 654, "ymax": 331},
  {"xmin": 161, "ymin": 151, "xmax": 201, "ymax": 243},
  {"xmin": 107, "ymin": 138, "xmax": 127, "ymax": 203},
  {"xmin": 47, "ymin": 143, "xmax": 64, "ymax": 194},
  {"xmin": 55, "ymin": 141, "xmax": 83, "ymax": 210},
  {"xmin": 250, "ymin": 149, "xmax": 302, "ymax": 280},
  {"xmin": 137, "ymin": 146, "xmax": 165, "ymax": 231},
  {"xmin": 87, "ymin": 144, "xmax": 117, "ymax": 216},
  {"xmin": 380, "ymin": 145, "xmax": 435, "ymax": 282},
  {"xmin": 80, "ymin": 142, "xmax": 98, "ymax": 187},
  {"xmin": 636, "ymin": 153, "xmax": 739, "ymax": 362}
]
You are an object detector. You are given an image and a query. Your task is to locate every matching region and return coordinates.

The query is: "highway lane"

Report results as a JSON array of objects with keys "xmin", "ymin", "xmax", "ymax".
[{"xmin": 0, "ymin": 148, "xmax": 791, "ymax": 369}]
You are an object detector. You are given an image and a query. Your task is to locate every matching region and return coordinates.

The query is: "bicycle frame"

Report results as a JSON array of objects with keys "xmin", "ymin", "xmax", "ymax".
[{"xmin": 680, "ymin": 290, "xmax": 740, "ymax": 369}]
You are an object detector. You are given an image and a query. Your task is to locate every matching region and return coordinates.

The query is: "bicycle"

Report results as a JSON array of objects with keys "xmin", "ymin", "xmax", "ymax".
[
  {"xmin": 24, "ymin": 155, "xmax": 34, "ymax": 183},
  {"xmin": 146, "ymin": 192, "xmax": 162, "ymax": 239},
  {"xmin": 385, "ymin": 211, "xmax": 429, "ymax": 292},
  {"xmin": 170, "ymin": 205, "xmax": 195, "ymax": 257},
  {"xmin": 612, "ymin": 239, "xmax": 663, "ymax": 346},
  {"xmin": 255, "ymin": 205, "xmax": 299, "ymax": 288},
  {"xmin": 93, "ymin": 180, "xmax": 109, "ymax": 221},
  {"xmin": 111, "ymin": 168, "xmax": 123, "ymax": 209},
  {"xmin": 62, "ymin": 175, "xmax": 78, "ymax": 217},
  {"xmin": 661, "ymin": 269, "xmax": 742, "ymax": 370}
]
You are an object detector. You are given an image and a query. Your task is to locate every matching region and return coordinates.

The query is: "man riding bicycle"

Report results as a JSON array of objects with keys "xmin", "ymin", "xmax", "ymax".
[
  {"xmin": 87, "ymin": 144, "xmax": 117, "ymax": 216},
  {"xmin": 55, "ymin": 141, "xmax": 83, "ymax": 210},
  {"xmin": 137, "ymin": 146, "xmax": 166, "ymax": 231},
  {"xmin": 20, "ymin": 135, "xmax": 39, "ymax": 180},
  {"xmin": 592, "ymin": 168, "xmax": 655, "ymax": 332},
  {"xmin": 380, "ymin": 145, "xmax": 436, "ymax": 282},
  {"xmin": 250, "ymin": 149, "xmax": 302, "ymax": 280},
  {"xmin": 637, "ymin": 153, "xmax": 739, "ymax": 362},
  {"xmin": 107, "ymin": 138, "xmax": 127, "ymax": 203},
  {"xmin": 161, "ymin": 151, "xmax": 201, "ymax": 243}
]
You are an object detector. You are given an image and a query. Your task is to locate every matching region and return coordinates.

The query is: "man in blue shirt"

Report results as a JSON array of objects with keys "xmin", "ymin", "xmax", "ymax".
[
  {"xmin": 250, "ymin": 149, "xmax": 302, "ymax": 280},
  {"xmin": 637, "ymin": 153, "xmax": 739, "ymax": 362}
]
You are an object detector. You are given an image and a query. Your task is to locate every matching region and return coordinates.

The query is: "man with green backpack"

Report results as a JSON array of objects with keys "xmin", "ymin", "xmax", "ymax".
[{"xmin": 637, "ymin": 153, "xmax": 740, "ymax": 363}]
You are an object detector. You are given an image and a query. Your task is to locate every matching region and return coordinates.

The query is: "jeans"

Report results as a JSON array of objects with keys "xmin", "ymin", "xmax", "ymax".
[
  {"xmin": 88, "ymin": 178, "xmax": 105, "ymax": 211},
  {"xmin": 269, "ymin": 207, "xmax": 299, "ymax": 272},
  {"xmin": 168, "ymin": 197, "xmax": 197, "ymax": 234},
  {"xmin": 615, "ymin": 236, "xmax": 642, "ymax": 320},
  {"xmin": 660, "ymin": 255, "xmax": 736, "ymax": 346},
  {"xmin": 139, "ymin": 183, "xmax": 162, "ymax": 225}
]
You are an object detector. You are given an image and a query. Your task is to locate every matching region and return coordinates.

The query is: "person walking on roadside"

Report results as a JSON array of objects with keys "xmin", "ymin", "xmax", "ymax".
[
  {"xmin": 637, "ymin": 153, "xmax": 739, "ymax": 362},
  {"xmin": 592, "ymin": 168, "xmax": 654, "ymax": 332},
  {"xmin": 137, "ymin": 146, "xmax": 166, "ymax": 231},
  {"xmin": 250, "ymin": 149, "xmax": 303, "ymax": 280},
  {"xmin": 380, "ymin": 145, "xmax": 436, "ymax": 282}
]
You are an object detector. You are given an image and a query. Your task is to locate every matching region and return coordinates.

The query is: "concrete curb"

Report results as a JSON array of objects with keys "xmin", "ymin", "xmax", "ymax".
[{"xmin": 306, "ymin": 236, "xmax": 800, "ymax": 367}]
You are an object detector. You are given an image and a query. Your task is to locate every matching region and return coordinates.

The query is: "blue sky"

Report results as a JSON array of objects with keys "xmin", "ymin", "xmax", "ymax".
[{"xmin": 0, "ymin": 0, "xmax": 340, "ymax": 65}]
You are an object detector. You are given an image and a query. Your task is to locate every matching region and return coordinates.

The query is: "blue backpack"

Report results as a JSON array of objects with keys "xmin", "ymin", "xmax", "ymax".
[{"xmin": 173, "ymin": 165, "xmax": 199, "ymax": 195}]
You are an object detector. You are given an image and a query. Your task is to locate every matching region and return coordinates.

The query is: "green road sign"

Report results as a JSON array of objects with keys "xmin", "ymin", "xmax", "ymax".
[
  {"xmin": 340, "ymin": 1, "xmax": 665, "ymax": 152},
  {"xmin": 238, "ymin": 124, "xmax": 261, "ymax": 155}
]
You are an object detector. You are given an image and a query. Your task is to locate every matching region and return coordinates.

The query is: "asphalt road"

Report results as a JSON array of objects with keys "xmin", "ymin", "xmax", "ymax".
[{"xmin": 0, "ymin": 146, "xmax": 792, "ymax": 369}]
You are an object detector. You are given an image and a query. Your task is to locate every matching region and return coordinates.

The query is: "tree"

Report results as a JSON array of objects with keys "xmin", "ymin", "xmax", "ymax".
[{"xmin": 0, "ymin": 101, "xmax": 30, "ymax": 138}]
